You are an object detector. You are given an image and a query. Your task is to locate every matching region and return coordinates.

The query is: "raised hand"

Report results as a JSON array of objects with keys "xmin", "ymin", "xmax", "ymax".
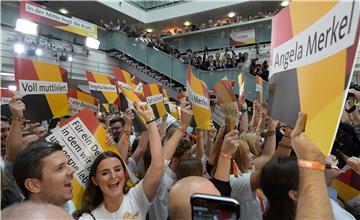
[
  {"xmin": 9, "ymin": 96, "xmax": 25, "ymax": 118},
  {"xmin": 221, "ymin": 130, "xmax": 240, "ymax": 155},
  {"xmin": 134, "ymin": 102, "xmax": 155, "ymax": 122},
  {"xmin": 291, "ymin": 112, "xmax": 324, "ymax": 162},
  {"xmin": 124, "ymin": 109, "xmax": 135, "ymax": 125},
  {"xmin": 180, "ymin": 105, "xmax": 193, "ymax": 128}
]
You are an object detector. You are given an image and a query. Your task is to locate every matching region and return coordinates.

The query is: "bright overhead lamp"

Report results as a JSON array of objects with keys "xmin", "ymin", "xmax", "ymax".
[
  {"xmin": 146, "ymin": 28, "xmax": 153, "ymax": 33},
  {"xmin": 0, "ymin": 72, "xmax": 14, "ymax": 76},
  {"xmin": 281, "ymin": 1, "xmax": 289, "ymax": 7},
  {"xmin": 85, "ymin": 37, "xmax": 100, "ymax": 49},
  {"xmin": 15, "ymin": 18, "xmax": 38, "ymax": 36},
  {"xmin": 14, "ymin": 43, "xmax": 25, "ymax": 54},
  {"xmin": 35, "ymin": 48, "xmax": 42, "ymax": 56},
  {"xmin": 67, "ymin": 56, "xmax": 73, "ymax": 62},
  {"xmin": 184, "ymin": 21, "xmax": 191, "ymax": 26},
  {"xmin": 228, "ymin": 12, "xmax": 236, "ymax": 18},
  {"xmin": 8, "ymin": 85, "xmax": 17, "ymax": 91},
  {"xmin": 59, "ymin": 8, "xmax": 69, "ymax": 14}
]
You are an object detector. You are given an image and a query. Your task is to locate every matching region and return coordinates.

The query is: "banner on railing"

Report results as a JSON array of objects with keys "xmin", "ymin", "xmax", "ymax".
[
  {"xmin": 268, "ymin": 0, "xmax": 360, "ymax": 156},
  {"xmin": 20, "ymin": 1, "xmax": 97, "ymax": 39},
  {"xmin": 229, "ymin": 29, "xmax": 256, "ymax": 46}
]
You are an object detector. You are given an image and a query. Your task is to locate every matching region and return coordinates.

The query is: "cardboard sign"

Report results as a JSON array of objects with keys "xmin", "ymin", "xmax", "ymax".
[
  {"xmin": 268, "ymin": 0, "xmax": 360, "ymax": 156},
  {"xmin": 86, "ymin": 71, "xmax": 118, "ymax": 104},
  {"xmin": 45, "ymin": 109, "xmax": 118, "ymax": 209},
  {"xmin": 15, "ymin": 58, "xmax": 69, "ymax": 122},
  {"xmin": 68, "ymin": 88, "xmax": 98, "ymax": 115}
]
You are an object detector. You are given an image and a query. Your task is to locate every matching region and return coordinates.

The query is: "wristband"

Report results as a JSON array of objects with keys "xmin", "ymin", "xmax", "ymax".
[
  {"xmin": 265, "ymin": 130, "xmax": 276, "ymax": 137},
  {"xmin": 12, "ymin": 116, "xmax": 24, "ymax": 122},
  {"xmin": 346, "ymin": 105, "xmax": 356, "ymax": 113},
  {"xmin": 146, "ymin": 118, "xmax": 157, "ymax": 125},
  {"xmin": 298, "ymin": 159, "xmax": 325, "ymax": 171},
  {"xmin": 220, "ymin": 152, "xmax": 232, "ymax": 160},
  {"xmin": 241, "ymin": 109, "xmax": 248, "ymax": 113}
]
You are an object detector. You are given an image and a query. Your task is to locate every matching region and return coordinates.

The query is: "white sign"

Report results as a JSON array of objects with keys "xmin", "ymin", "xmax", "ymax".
[
  {"xmin": 18, "ymin": 80, "xmax": 68, "ymax": 95},
  {"xmin": 230, "ymin": 29, "xmax": 255, "ymax": 44},
  {"xmin": 270, "ymin": 0, "xmax": 359, "ymax": 76},
  {"xmin": 89, "ymin": 82, "xmax": 117, "ymax": 92}
]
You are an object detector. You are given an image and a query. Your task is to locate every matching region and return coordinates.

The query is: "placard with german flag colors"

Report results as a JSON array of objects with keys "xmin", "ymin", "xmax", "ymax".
[
  {"xmin": 268, "ymin": 0, "xmax": 360, "ymax": 156},
  {"xmin": 0, "ymin": 88, "xmax": 16, "ymax": 118},
  {"xmin": 68, "ymin": 88, "xmax": 98, "ymax": 115},
  {"xmin": 161, "ymin": 88, "xmax": 171, "ymax": 113},
  {"xmin": 238, "ymin": 73, "xmax": 245, "ymax": 97},
  {"xmin": 169, "ymin": 101, "xmax": 180, "ymax": 119},
  {"xmin": 213, "ymin": 80, "xmax": 239, "ymax": 132},
  {"xmin": 86, "ymin": 71, "xmax": 118, "ymax": 104},
  {"xmin": 14, "ymin": 58, "xmax": 69, "ymax": 122},
  {"xmin": 113, "ymin": 67, "xmax": 133, "ymax": 90},
  {"xmin": 186, "ymin": 65, "xmax": 211, "ymax": 130},
  {"xmin": 142, "ymin": 84, "xmax": 167, "ymax": 119},
  {"xmin": 45, "ymin": 109, "xmax": 119, "ymax": 209}
]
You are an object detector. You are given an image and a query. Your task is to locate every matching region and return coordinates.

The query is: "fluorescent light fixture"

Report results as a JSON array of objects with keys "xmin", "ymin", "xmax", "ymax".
[
  {"xmin": 15, "ymin": 19, "xmax": 38, "ymax": 36},
  {"xmin": 14, "ymin": 43, "xmax": 25, "ymax": 54},
  {"xmin": 35, "ymin": 48, "xmax": 42, "ymax": 56},
  {"xmin": 0, "ymin": 72, "xmax": 14, "ymax": 76},
  {"xmin": 67, "ymin": 56, "xmax": 73, "ymax": 62},
  {"xmin": 85, "ymin": 37, "xmax": 100, "ymax": 49},
  {"xmin": 59, "ymin": 8, "xmax": 69, "ymax": 14},
  {"xmin": 146, "ymin": 28, "xmax": 153, "ymax": 33},
  {"xmin": 184, "ymin": 21, "xmax": 191, "ymax": 26},
  {"xmin": 228, "ymin": 12, "xmax": 236, "ymax": 18},
  {"xmin": 281, "ymin": 1, "xmax": 289, "ymax": 7},
  {"xmin": 8, "ymin": 85, "xmax": 17, "ymax": 91}
]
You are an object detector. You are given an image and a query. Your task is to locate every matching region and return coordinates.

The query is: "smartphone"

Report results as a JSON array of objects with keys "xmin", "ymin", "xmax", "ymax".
[{"xmin": 191, "ymin": 193, "xmax": 240, "ymax": 220}]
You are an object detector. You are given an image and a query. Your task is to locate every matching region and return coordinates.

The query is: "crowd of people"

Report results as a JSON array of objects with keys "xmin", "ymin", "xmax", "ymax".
[
  {"xmin": 159, "ymin": 9, "xmax": 280, "ymax": 36},
  {"xmin": 1, "ymin": 79, "xmax": 359, "ymax": 219},
  {"xmin": 99, "ymin": 13, "xmax": 270, "ymax": 80}
]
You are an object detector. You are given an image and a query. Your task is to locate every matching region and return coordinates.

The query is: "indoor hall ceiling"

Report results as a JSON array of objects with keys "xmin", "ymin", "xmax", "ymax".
[{"xmin": 34, "ymin": 1, "xmax": 282, "ymax": 35}]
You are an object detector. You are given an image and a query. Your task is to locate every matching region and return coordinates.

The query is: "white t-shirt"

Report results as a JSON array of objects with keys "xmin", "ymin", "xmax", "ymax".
[
  {"xmin": 79, "ymin": 182, "xmax": 151, "ymax": 220},
  {"xmin": 148, "ymin": 160, "xmax": 177, "ymax": 220},
  {"xmin": 230, "ymin": 173, "xmax": 263, "ymax": 220},
  {"xmin": 330, "ymin": 198, "xmax": 356, "ymax": 220}
]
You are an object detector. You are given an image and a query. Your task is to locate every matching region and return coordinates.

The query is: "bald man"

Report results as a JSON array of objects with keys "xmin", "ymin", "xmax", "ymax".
[
  {"xmin": 168, "ymin": 176, "xmax": 220, "ymax": 219},
  {"xmin": 2, "ymin": 201, "xmax": 74, "ymax": 220}
]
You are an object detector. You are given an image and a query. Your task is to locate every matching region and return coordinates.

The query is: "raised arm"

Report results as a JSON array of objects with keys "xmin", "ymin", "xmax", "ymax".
[
  {"xmin": 252, "ymin": 117, "xmax": 277, "ymax": 170},
  {"xmin": 291, "ymin": 113, "xmax": 334, "ymax": 220},
  {"xmin": 213, "ymin": 130, "xmax": 239, "ymax": 181},
  {"xmin": 159, "ymin": 113, "xmax": 168, "ymax": 140},
  {"xmin": 237, "ymin": 94, "xmax": 249, "ymax": 134},
  {"xmin": 116, "ymin": 109, "xmax": 134, "ymax": 163},
  {"xmin": 135, "ymin": 102, "xmax": 163, "ymax": 201},
  {"xmin": 249, "ymin": 101, "xmax": 260, "ymax": 131},
  {"xmin": 6, "ymin": 97, "xmax": 31, "ymax": 161},
  {"xmin": 163, "ymin": 105, "xmax": 193, "ymax": 161},
  {"xmin": 130, "ymin": 131, "xmax": 149, "ymax": 162}
]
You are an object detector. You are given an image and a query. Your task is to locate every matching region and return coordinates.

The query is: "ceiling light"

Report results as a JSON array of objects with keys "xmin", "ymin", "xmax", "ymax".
[
  {"xmin": 59, "ymin": 8, "xmax": 69, "ymax": 14},
  {"xmin": 281, "ymin": 1, "xmax": 289, "ymax": 7},
  {"xmin": 85, "ymin": 37, "xmax": 100, "ymax": 49},
  {"xmin": 146, "ymin": 28, "xmax": 153, "ymax": 33},
  {"xmin": 35, "ymin": 48, "xmax": 42, "ymax": 56},
  {"xmin": 228, "ymin": 12, "xmax": 236, "ymax": 18},
  {"xmin": 0, "ymin": 72, "xmax": 14, "ymax": 76},
  {"xmin": 67, "ymin": 56, "xmax": 73, "ymax": 62},
  {"xmin": 8, "ymin": 85, "xmax": 17, "ymax": 91},
  {"xmin": 14, "ymin": 43, "xmax": 25, "ymax": 54},
  {"xmin": 184, "ymin": 21, "xmax": 191, "ymax": 26},
  {"xmin": 15, "ymin": 19, "xmax": 38, "ymax": 36}
]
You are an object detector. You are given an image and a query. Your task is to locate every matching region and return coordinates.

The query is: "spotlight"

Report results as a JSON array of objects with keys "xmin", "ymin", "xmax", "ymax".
[
  {"xmin": 281, "ymin": 1, "xmax": 289, "ymax": 7},
  {"xmin": 59, "ymin": 8, "xmax": 69, "ymax": 14},
  {"xmin": 228, "ymin": 12, "xmax": 236, "ymax": 18},
  {"xmin": 14, "ymin": 43, "xmax": 25, "ymax": 54},
  {"xmin": 67, "ymin": 56, "xmax": 73, "ymax": 62},
  {"xmin": 184, "ymin": 21, "xmax": 191, "ymax": 26},
  {"xmin": 146, "ymin": 28, "xmax": 153, "ymax": 33},
  {"xmin": 35, "ymin": 48, "xmax": 42, "ymax": 56},
  {"xmin": 15, "ymin": 19, "xmax": 38, "ymax": 36},
  {"xmin": 85, "ymin": 37, "xmax": 100, "ymax": 49},
  {"xmin": 8, "ymin": 85, "xmax": 17, "ymax": 91}
]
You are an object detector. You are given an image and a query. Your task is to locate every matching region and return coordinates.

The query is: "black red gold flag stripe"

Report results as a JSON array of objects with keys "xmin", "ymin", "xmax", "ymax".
[{"xmin": 86, "ymin": 71, "xmax": 118, "ymax": 104}]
